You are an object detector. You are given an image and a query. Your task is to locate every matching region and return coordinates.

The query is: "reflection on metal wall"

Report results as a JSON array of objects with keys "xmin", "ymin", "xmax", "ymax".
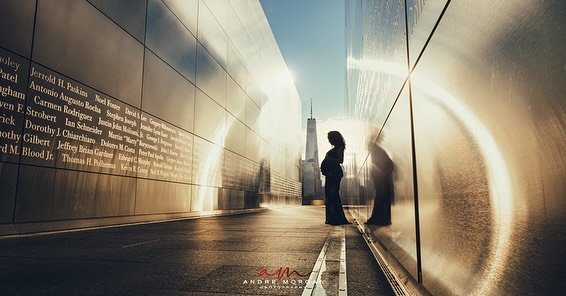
[
  {"xmin": 0, "ymin": 0, "xmax": 302, "ymax": 235},
  {"xmin": 346, "ymin": 0, "xmax": 566, "ymax": 294}
]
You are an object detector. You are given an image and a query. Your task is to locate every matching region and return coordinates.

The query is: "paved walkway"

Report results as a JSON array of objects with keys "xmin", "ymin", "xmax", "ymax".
[{"xmin": 0, "ymin": 206, "xmax": 393, "ymax": 295}]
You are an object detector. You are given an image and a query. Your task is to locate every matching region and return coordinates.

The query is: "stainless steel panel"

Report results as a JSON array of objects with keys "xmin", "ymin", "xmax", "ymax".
[
  {"xmin": 226, "ymin": 76, "xmax": 246, "ymax": 122},
  {"xmin": 347, "ymin": 0, "xmax": 566, "ymax": 294},
  {"xmin": 224, "ymin": 113, "xmax": 246, "ymax": 155},
  {"xmin": 366, "ymin": 89, "xmax": 418, "ymax": 280},
  {"xmin": 52, "ymin": 169, "xmax": 136, "ymax": 219},
  {"xmin": 241, "ymin": 155, "xmax": 259, "ymax": 191},
  {"xmin": 87, "ymin": 0, "xmax": 147, "ymax": 42},
  {"xmin": 192, "ymin": 136, "xmax": 223, "ymax": 187},
  {"xmin": 142, "ymin": 50, "xmax": 195, "ymax": 131},
  {"xmin": 411, "ymin": 1, "xmax": 566, "ymax": 294},
  {"xmin": 245, "ymin": 71, "xmax": 262, "ymax": 107},
  {"xmin": 203, "ymin": 0, "xmax": 228, "ymax": 32},
  {"xmin": 226, "ymin": 37, "xmax": 247, "ymax": 88},
  {"xmin": 258, "ymin": 104, "xmax": 270, "ymax": 141},
  {"xmin": 244, "ymin": 190, "xmax": 259, "ymax": 208},
  {"xmin": 194, "ymin": 89, "xmax": 226, "ymax": 146},
  {"xmin": 135, "ymin": 179, "xmax": 191, "ymax": 214},
  {"xmin": 198, "ymin": 1, "xmax": 227, "ymax": 67},
  {"xmin": 258, "ymin": 155, "xmax": 270, "ymax": 194},
  {"xmin": 14, "ymin": 165, "xmax": 56, "ymax": 222},
  {"xmin": 162, "ymin": 0, "xmax": 199, "ymax": 37},
  {"xmin": 245, "ymin": 128, "xmax": 259, "ymax": 162},
  {"xmin": 225, "ymin": 2, "xmax": 252, "ymax": 79},
  {"xmin": 191, "ymin": 185, "xmax": 220, "ymax": 211},
  {"xmin": 223, "ymin": 149, "xmax": 245, "ymax": 190},
  {"xmin": 220, "ymin": 189, "xmax": 245, "ymax": 210},
  {"xmin": 33, "ymin": 0, "xmax": 143, "ymax": 106},
  {"xmin": 196, "ymin": 43, "xmax": 227, "ymax": 107},
  {"xmin": 0, "ymin": 0, "xmax": 35, "ymax": 57},
  {"xmin": 414, "ymin": 87, "xmax": 494, "ymax": 294},
  {"xmin": 146, "ymin": 0, "xmax": 197, "ymax": 83},
  {"xmin": 245, "ymin": 98, "xmax": 260, "ymax": 133},
  {"xmin": 257, "ymin": 138, "xmax": 269, "ymax": 165},
  {"xmin": 14, "ymin": 167, "xmax": 136, "ymax": 221},
  {"xmin": 406, "ymin": 0, "xmax": 448, "ymax": 67},
  {"xmin": 346, "ymin": 0, "xmax": 408, "ymax": 161},
  {"xmin": 0, "ymin": 162, "xmax": 18, "ymax": 223}
]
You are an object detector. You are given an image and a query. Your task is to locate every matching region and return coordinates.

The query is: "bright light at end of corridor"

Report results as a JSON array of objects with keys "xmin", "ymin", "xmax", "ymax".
[
  {"xmin": 259, "ymin": 68, "xmax": 295, "ymax": 95},
  {"xmin": 281, "ymin": 68, "xmax": 294, "ymax": 85}
]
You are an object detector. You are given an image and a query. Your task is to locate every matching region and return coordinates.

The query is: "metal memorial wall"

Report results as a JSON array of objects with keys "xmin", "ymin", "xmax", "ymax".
[
  {"xmin": 346, "ymin": 0, "xmax": 565, "ymax": 295},
  {"xmin": 0, "ymin": 0, "xmax": 302, "ymax": 234}
]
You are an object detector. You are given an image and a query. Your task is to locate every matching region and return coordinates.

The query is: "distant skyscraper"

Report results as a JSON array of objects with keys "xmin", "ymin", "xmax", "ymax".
[
  {"xmin": 305, "ymin": 118, "xmax": 319, "ymax": 163},
  {"xmin": 302, "ymin": 102, "xmax": 323, "ymax": 204}
]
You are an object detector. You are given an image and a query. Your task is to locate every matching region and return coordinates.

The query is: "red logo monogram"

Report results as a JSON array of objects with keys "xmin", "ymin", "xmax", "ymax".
[{"xmin": 258, "ymin": 267, "xmax": 311, "ymax": 280}]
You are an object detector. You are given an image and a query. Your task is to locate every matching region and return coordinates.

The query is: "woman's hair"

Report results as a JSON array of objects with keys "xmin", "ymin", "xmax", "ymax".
[{"xmin": 328, "ymin": 131, "xmax": 346, "ymax": 148}]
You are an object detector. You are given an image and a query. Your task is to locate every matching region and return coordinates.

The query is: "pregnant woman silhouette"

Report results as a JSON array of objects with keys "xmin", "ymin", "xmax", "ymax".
[{"xmin": 321, "ymin": 131, "xmax": 349, "ymax": 225}]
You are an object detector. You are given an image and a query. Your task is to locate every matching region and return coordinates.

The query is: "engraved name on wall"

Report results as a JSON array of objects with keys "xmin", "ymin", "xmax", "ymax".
[
  {"xmin": 0, "ymin": 48, "xmax": 28, "ymax": 163},
  {"xmin": 0, "ymin": 49, "xmax": 192, "ymax": 183}
]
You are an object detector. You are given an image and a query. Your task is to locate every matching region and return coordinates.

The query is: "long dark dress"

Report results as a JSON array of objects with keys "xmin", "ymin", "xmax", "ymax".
[{"xmin": 323, "ymin": 147, "xmax": 349, "ymax": 225}]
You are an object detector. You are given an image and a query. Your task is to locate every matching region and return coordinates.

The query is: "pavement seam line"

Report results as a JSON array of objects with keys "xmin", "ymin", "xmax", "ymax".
[
  {"xmin": 301, "ymin": 225, "xmax": 347, "ymax": 296},
  {"xmin": 121, "ymin": 239, "xmax": 160, "ymax": 248},
  {"xmin": 301, "ymin": 227, "xmax": 333, "ymax": 295},
  {"xmin": 339, "ymin": 225, "xmax": 347, "ymax": 296}
]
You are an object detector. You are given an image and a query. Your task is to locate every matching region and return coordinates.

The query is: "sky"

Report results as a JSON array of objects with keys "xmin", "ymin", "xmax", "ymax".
[{"xmin": 260, "ymin": 0, "xmax": 346, "ymax": 129}]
